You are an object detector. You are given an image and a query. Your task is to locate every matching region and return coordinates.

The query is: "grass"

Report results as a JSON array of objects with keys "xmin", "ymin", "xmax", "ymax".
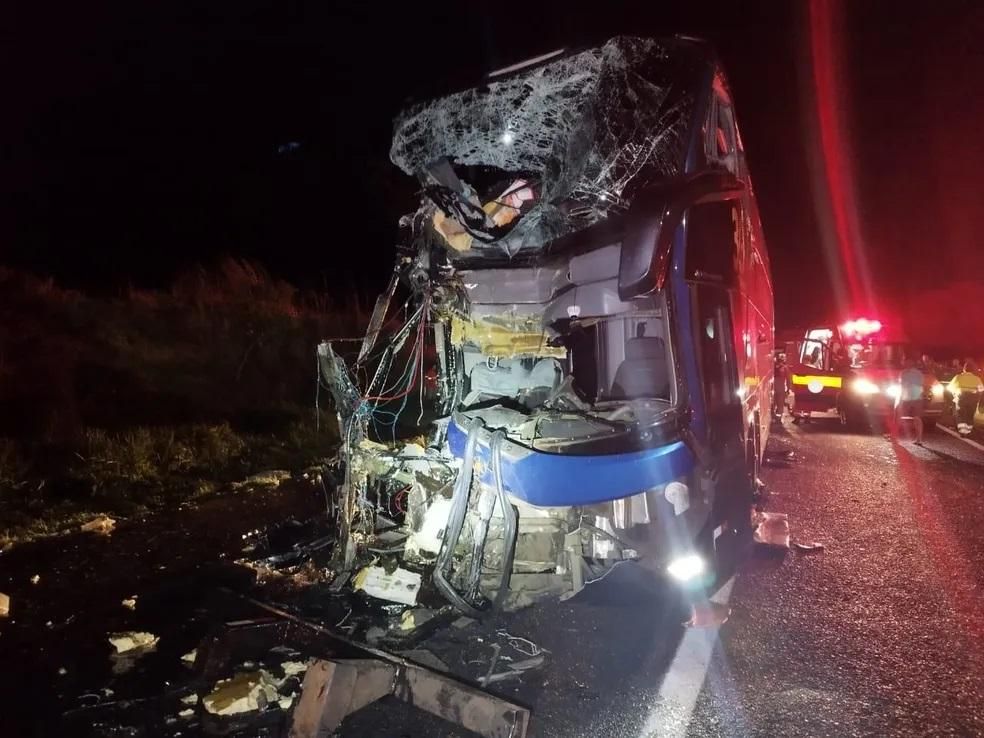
[{"xmin": 0, "ymin": 259, "xmax": 368, "ymax": 546}]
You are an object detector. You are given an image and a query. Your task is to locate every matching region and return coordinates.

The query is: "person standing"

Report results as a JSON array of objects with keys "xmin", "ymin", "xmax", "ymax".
[
  {"xmin": 773, "ymin": 354, "xmax": 789, "ymax": 423},
  {"xmin": 947, "ymin": 362, "xmax": 984, "ymax": 435},
  {"xmin": 897, "ymin": 358, "xmax": 926, "ymax": 445}
]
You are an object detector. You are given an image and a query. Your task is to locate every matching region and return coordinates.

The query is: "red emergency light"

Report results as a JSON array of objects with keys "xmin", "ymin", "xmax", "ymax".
[{"xmin": 840, "ymin": 318, "xmax": 882, "ymax": 338}]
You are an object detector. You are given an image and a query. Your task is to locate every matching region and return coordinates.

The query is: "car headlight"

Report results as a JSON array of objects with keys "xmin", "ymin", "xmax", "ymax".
[
  {"xmin": 885, "ymin": 384, "xmax": 901, "ymax": 400},
  {"xmin": 931, "ymin": 383, "xmax": 944, "ymax": 398},
  {"xmin": 852, "ymin": 378, "xmax": 880, "ymax": 395}
]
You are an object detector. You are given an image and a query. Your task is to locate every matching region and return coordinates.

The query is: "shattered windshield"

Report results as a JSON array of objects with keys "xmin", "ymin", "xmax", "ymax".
[{"xmin": 390, "ymin": 37, "xmax": 701, "ymax": 260}]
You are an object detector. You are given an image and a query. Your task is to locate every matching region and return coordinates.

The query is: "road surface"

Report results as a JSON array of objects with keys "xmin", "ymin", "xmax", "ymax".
[
  {"xmin": 4, "ymin": 417, "xmax": 983, "ymax": 736},
  {"xmin": 346, "ymin": 416, "xmax": 984, "ymax": 737}
]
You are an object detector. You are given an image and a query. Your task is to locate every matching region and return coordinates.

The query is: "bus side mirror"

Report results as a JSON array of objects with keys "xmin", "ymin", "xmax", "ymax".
[{"xmin": 617, "ymin": 172, "xmax": 744, "ymax": 301}]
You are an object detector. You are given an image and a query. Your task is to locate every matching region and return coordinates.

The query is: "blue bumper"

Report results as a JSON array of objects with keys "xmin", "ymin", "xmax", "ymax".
[{"xmin": 446, "ymin": 417, "xmax": 694, "ymax": 507}]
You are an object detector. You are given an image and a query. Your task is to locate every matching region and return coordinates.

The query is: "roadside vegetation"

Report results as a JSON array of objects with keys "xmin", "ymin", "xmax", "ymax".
[{"xmin": 0, "ymin": 260, "xmax": 366, "ymax": 547}]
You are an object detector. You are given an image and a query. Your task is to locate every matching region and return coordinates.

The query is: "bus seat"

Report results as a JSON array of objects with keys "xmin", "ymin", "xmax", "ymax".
[{"xmin": 610, "ymin": 337, "xmax": 670, "ymax": 400}]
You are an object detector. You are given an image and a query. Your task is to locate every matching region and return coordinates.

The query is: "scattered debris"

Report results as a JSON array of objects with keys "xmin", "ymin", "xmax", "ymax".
[
  {"xmin": 0, "ymin": 592, "xmax": 9, "ymax": 617},
  {"xmin": 753, "ymin": 512, "xmax": 790, "ymax": 549},
  {"xmin": 108, "ymin": 631, "xmax": 159, "ymax": 674},
  {"xmin": 108, "ymin": 631, "xmax": 159, "ymax": 653},
  {"xmin": 58, "ymin": 667, "xmax": 67, "ymax": 676},
  {"xmin": 686, "ymin": 600, "xmax": 731, "ymax": 628},
  {"xmin": 30, "ymin": 574, "xmax": 40, "ymax": 585},
  {"xmin": 352, "ymin": 565, "xmax": 422, "ymax": 606},
  {"xmin": 233, "ymin": 470, "xmax": 291, "ymax": 491},
  {"xmin": 178, "ymin": 708, "xmax": 195, "ymax": 719},
  {"xmin": 181, "ymin": 648, "xmax": 197, "ymax": 665},
  {"xmin": 180, "ymin": 694, "xmax": 198, "ymax": 706},
  {"xmin": 81, "ymin": 515, "xmax": 116, "ymax": 535},
  {"xmin": 121, "ymin": 596, "xmax": 137, "ymax": 610},
  {"xmin": 280, "ymin": 660, "xmax": 310, "ymax": 677},
  {"xmin": 496, "ymin": 629, "xmax": 548, "ymax": 658},
  {"xmin": 399, "ymin": 607, "xmax": 435, "ymax": 631},
  {"xmin": 793, "ymin": 541, "xmax": 825, "ymax": 553},
  {"xmin": 203, "ymin": 670, "xmax": 282, "ymax": 716}
]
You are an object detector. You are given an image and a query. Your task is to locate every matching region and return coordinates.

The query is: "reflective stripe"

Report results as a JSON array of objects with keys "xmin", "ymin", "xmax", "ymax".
[{"xmin": 791, "ymin": 374, "xmax": 842, "ymax": 389}]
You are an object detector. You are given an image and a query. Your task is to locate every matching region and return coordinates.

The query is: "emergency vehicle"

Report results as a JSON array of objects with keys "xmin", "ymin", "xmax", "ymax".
[{"xmin": 790, "ymin": 318, "xmax": 945, "ymax": 429}]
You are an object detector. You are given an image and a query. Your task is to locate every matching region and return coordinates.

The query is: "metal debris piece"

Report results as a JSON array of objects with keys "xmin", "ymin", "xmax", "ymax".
[
  {"xmin": 178, "ymin": 708, "xmax": 195, "ymax": 719},
  {"xmin": 352, "ymin": 565, "xmax": 421, "ymax": 606},
  {"xmin": 121, "ymin": 597, "xmax": 137, "ymax": 611},
  {"xmin": 290, "ymin": 658, "xmax": 529, "ymax": 738},
  {"xmin": 793, "ymin": 541, "xmax": 825, "ymax": 553},
  {"xmin": 81, "ymin": 515, "xmax": 116, "ymax": 535},
  {"xmin": 181, "ymin": 648, "xmax": 197, "ymax": 665},
  {"xmin": 753, "ymin": 512, "xmax": 790, "ymax": 549},
  {"xmin": 30, "ymin": 574, "xmax": 40, "ymax": 585}
]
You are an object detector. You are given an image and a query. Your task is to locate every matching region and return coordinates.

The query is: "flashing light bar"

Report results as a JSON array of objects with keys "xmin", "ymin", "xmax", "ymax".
[{"xmin": 840, "ymin": 318, "xmax": 882, "ymax": 338}]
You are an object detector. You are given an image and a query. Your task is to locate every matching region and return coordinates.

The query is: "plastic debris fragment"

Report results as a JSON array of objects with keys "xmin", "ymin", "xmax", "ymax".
[
  {"xmin": 793, "ymin": 541, "xmax": 825, "ymax": 553},
  {"xmin": 352, "ymin": 565, "xmax": 422, "ymax": 606},
  {"xmin": 202, "ymin": 670, "xmax": 280, "ymax": 716},
  {"xmin": 81, "ymin": 516, "xmax": 116, "ymax": 535},
  {"xmin": 108, "ymin": 631, "xmax": 159, "ymax": 654},
  {"xmin": 753, "ymin": 512, "xmax": 790, "ymax": 549},
  {"xmin": 686, "ymin": 600, "xmax": 731, "ymax": 628}
]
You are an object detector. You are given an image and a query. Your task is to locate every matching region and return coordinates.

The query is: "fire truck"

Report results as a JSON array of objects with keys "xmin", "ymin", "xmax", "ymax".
[{"xmin": 789, "ymin": 318, "xmax": 945, "ymax": 429}]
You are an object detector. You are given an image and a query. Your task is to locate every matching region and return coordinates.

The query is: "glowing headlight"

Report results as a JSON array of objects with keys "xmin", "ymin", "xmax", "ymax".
[
  {"xmin": 667, "ymin": 554, "xmax": 706, "ymax": 582},
  {"xmin": 931, "ymin": 383, "xmax": 944, "ymax": 398},
  {"xmin": 852, "ymin": 378, "xmax": 880, "ymax": 395},
  {"xmin": 807, "ymin": 379, "xmax": 823, "ymax": 394},
  {"xmin": 885, "ymin": 384, "xmax": 901, "ymax": 400}
]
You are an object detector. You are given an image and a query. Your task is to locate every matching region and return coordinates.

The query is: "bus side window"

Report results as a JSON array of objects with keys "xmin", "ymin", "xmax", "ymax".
[{"xmin": 707, "ymin": 77, "xmax": 739, "ymax": 177}]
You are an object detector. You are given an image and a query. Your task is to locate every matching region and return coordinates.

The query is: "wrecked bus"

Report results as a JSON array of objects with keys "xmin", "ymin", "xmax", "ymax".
[{"xmin": 319, "ymin": 36, "xmax": 773, "ymax": 615}]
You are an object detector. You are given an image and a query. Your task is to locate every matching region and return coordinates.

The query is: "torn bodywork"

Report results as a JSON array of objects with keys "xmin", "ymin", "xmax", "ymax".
[{"xmin": 320, "ymin": 36, "xmax": 773, "ymax": 616}]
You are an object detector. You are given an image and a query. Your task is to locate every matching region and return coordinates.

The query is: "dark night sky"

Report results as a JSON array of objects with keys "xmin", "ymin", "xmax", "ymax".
[{"xmin": 4, "ymin": 1, "xmax": 984, "ymax": 338}]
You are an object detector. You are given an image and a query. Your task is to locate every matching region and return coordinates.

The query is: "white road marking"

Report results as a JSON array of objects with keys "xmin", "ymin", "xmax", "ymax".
[
  {"xmin": 638, "ymin": 578, "xmax": 735, "ymax": 738},
  {"xmin": 936, "ymin": 423, "xmax": 984, "ymax": 453}
]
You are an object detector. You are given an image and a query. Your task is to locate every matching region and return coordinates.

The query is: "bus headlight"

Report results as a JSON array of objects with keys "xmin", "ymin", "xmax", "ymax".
[
  {"xmin": 886, "ymin": 384, "xmax": 901, "ymax": 400},
  {"xmin": 931, "ymin": 383, "xmax": 944, "ymax": 398},
  {"xmin": 667, "ymin": 554, "xmax": 706, "ymax": 582},
  {"xmin": 852, "ymin": 378, "xmax": 880, "ymax": 395}
]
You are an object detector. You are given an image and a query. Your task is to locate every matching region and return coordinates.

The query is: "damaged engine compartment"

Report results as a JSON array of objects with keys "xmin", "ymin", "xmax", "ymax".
[{"xmin": 318, "ymin": 35, "xmax": 769, "ymax": 619}]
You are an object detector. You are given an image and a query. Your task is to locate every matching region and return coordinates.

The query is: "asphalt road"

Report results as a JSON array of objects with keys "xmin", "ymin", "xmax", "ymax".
[
  {"xmin": 347, "ymin": 416, "xmax": 984, "ymax": 737},
  {"xmin": 4, "ymin": 417, "xmax": 983, "ymax": 736}
]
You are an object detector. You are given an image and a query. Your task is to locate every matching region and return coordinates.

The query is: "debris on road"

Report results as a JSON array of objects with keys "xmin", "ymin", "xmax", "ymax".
[
  {"xmin": 30, "ymin": 574, "xmax": 40, "ymax": 584},
  {"xmin": 202, "ymin": 670, "xmax": 281, "ymax": 716},
  {"xmin": 121, "ymin": 596, "xmax": 137, "ymax": 610},
  {"xmin": 352, "ymin": 564, "xmax": 422, "ymax": 605},
  {"xmin": 793, "ymin": 541, "xmax": 825, "ymax": 553},
  {"xmin": 181, "ymin": 648, "xmax": 197, "ymax": 665},
  {"xmin": 687, "ymin": 600, "xmax": 731, "ymax": 628},
  {"xmin": 233, "ymin": 469, "xmax": 292, "ymax": 491},
  {"xmin": 753, "ymin": 512, "xmax": 790, "ymax": 549},
  {"xmin": 0, "ymin": 591, "xmax": 9, "ymax": 617},
  {"xmin": 81, "ymin": 515, "xmax": 116, "ymax": 535},
  {"xmin": 109, "ymin": 631, "xmax": 159, "ymax": 674},
  {"xmin": 108, "ymin": 631, "xmax": 158, "ymax": 653}
]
